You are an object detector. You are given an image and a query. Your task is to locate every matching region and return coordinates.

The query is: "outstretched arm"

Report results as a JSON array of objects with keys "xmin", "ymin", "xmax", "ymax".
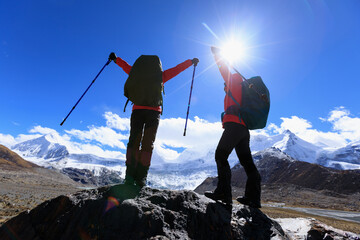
[
  {"xmin": 162, "ymin": 59, "xmax": 194, "ymax": 83},
  {"xmin": 115, "ymin": 57, "xmax": 132, "ymax": 74},
  {"xmin": 211, "ymin": 46, "xmax": 232, "ymax": 86},
  {"xmin": 108, "ymin": 52, "xmax": 132, "ymax": 74}
]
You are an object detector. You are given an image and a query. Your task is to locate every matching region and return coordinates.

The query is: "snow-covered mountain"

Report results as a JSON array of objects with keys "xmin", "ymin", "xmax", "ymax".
[
  {"xmin": 250, "ymin": 130, "xmax": 321, "ymax": 164},
  {"xmin": 13, "ymin": 135, "xmax": 69, "ymax": 160},
  {"xmin": 12, "ymin": 135, "xmax": 126, "ymax": 185},
  {"xmin": 316, "ymin": 140, "xmax": 360, "ymax": 169},
  {"xmin": 271, "ymin": 130, "xmax": 321, "ymax": 164},
  {"xmin": 251, "ymin": 130, "xmax": 360, "ymax": 170},
  {"xmin": 9, "ymin": 130, "xmax": 360, "ymax": 190}
]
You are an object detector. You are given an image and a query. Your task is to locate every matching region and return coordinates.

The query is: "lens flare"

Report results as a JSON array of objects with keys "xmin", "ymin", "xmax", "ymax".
[{"xmin": 104, "ymin": 196, "xmax": 119, "ymax": 213}]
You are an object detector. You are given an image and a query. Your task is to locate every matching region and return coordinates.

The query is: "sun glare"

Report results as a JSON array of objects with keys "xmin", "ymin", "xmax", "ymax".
[{"xmin": 220, "ymin": 40, "xmax": 248, "ymax": 64}]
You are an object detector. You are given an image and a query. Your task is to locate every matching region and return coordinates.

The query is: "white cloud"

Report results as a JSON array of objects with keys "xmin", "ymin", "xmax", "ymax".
[
  {"xmin": 104, "ymin": 112, "xmax": 130, "ymax": 131},
  {"xmin": 156, "ymin": 117, "xmax": 222, "ymax": 148},
  {"xmin": 65, "ymin": 126, "xmax": 127, "ymax": 149},
  {"xmin": 279, "ymin": 116, "xmax": 313, "ymax": 133},
  {"xmin": 0, "ymin": 133, "xmax": 16, "ymax": 148},
  {"xmin": 154, "ymin": 116, "xmax": 222, "ymax": 160},
  {"xmin": 325, "ymin": 107, "xmax": 360, "ymax": 142},
  {"xmin": 15, "ymin": 134, "xmax": 43, "ymax": 143},
  {"xmin": 68, "ymin": 142, "xmax": 125, "ymax": 159},
  {"xmin": 29, "ymin": 126, "xmax": 57, "ymax": 135},
  {"xmin": 263, "ymin": 107, "xmax": 360, "ymax": 148}
]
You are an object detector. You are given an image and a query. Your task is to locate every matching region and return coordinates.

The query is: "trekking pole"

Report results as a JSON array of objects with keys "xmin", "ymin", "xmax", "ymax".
[
  {"xmin": 183, "ymin": 64, "xmax": 197, "ymax": 136},
  {"xmin": 60, "ymin": 59, "xmax": 111, "ymax": 126}
]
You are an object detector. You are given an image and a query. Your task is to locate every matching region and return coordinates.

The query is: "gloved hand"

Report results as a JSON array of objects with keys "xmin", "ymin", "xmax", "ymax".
[
  {"xmin": 192, "ymin": 58, "xmax": 199, "ymax": 66},
  {"xmin": 109, "ymin": 52, "xmax": 117, "ymax": 62},
  {"xmin": 211, "ymin": 46, "xmax": 221, "ymax": 55}
]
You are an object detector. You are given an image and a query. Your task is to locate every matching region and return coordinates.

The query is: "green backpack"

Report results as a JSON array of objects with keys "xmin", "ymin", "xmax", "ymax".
[
  {"xmin": 123, "ymin": 55, "xmax": 164, "ymax": 111},
  {"xmin": 226, "ymin": 76, "xmax": 270, "ymax": 130}
]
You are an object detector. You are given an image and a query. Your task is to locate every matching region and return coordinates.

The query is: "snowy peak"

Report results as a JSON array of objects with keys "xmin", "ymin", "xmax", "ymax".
[
  {"xmin": 253, "ymin": 147, "xmax": 296, "ymax": 163},
  {"xmin": 251, "ymin": 130, "xmax": 321, "ymax": 164},
  {"xmin": 12, "ymin": 135, "xmax": 69, "ymax": 160},
  {"xmin": 272, "ymin": 130, "xmax": 320, "ymax": 164}
]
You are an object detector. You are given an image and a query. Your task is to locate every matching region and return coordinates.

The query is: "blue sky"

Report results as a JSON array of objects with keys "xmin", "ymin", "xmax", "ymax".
[{"xmin": 1, "ymin": 0, "xmax": 360, "ymax": 159}]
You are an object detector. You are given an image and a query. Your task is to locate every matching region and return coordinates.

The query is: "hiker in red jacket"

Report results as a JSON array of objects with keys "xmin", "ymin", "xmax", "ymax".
[
  {"xmin": 204, "ymin": 46, "xmax": 261, "ymax": 208},
  {"xmin": 109, "ymin": 52, "xmax": 199, "ymax": 188}
]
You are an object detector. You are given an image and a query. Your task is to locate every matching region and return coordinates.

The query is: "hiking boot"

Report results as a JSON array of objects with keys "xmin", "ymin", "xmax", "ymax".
[
  {"xmin": 244, "ymin": 169, "xmax": 261, "ymax": 203},
  {"xmin": 204, "ymin": 190, "xmax": 232, "ymax": 204},
  {"xmin": 236, "ymin": 196, "xmax": 261, "ymax": 208},
  {"xmin": 135, "ymin": 164, "xmax": 149, "ymax": 188},
  {"xmin": 124, "ymin": 148, "xmax": 139, "ymax": 185},
  {"xmin": 124, "ymin": 165, "xmax": 135, "ymax": 185}
]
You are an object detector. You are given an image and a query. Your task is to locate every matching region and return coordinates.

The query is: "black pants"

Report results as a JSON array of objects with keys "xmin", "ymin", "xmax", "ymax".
[
  {"xmin": 215, "ymin": 122, "xmax": 261, "ymax": 200},
  {"xmin": 127, "ymin": 109, "xmax": 160, "ymax": 163}
]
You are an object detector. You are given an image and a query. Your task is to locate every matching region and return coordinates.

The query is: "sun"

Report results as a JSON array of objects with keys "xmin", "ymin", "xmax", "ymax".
[{"xmin": 220, "ymin": 39, "xmax": 249, "ymax": 65}]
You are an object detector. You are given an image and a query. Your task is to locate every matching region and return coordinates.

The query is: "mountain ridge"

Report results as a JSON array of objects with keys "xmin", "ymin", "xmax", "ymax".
[
  {"xmin": 7, "ymin": 130, "xmax": 360, "ymax": 190},
  {"xmin": 195, "ymin": 147, "xmax": 360, "ymax": 211}
]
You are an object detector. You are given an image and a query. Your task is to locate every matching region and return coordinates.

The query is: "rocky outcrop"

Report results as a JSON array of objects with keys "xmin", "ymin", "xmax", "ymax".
[{"xmin": 0, "ymin": 185, "xmax": 288, "ymax": 240}]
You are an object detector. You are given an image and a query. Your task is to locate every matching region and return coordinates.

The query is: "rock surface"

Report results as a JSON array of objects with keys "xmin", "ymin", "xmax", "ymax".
[{"xmin": 0, "ymin": 185, "xmax": 288, "ymax": 240}]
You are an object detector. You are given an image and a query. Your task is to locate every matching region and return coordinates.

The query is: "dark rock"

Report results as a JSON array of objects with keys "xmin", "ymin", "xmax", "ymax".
[{"xmin": 0, "ymin": 185, "xmax": 288, "ymax": 240}]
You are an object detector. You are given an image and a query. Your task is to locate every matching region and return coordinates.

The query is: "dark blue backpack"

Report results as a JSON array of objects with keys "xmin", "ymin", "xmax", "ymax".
[{"xmin": 227, "ymin": 76, "xmax": 270, "ymax": 130}]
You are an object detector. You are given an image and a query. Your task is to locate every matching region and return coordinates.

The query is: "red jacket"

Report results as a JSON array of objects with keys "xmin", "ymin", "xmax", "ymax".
[
  {"xmin": 115, "ymin": 57, "xmax": 193, "ymax": 112},
  {"xmin": 213, "ymin": 54, "xmax": 246, "ymax": 127}
]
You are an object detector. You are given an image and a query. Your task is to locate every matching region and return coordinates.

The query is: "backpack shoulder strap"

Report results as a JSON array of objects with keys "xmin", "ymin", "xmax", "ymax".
[
  {"xmin": 227, "ymin": 89, "xmax": 240, "ymax": 107},
  {"xmin": 123, "ymin": 99, "xmax": 130, "ymax": 112}
]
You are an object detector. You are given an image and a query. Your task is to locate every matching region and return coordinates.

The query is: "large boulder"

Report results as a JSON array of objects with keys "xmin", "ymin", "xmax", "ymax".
[{"xmin": 0, "ymin": 185, "xmax": 288, "ymax": 240}]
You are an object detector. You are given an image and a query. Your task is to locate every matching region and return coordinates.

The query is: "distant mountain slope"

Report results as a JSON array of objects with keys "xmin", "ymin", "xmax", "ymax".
[
  {"xmin": 8, "ymin": 130, "xmax": 360, "ymax": 191},
  {"xmin": 0, "ymin": 145, "xmax": 84, "ymax": 222},
  {"xmin": 196, "ymin": 147, "xmax": 360, "ymax": 195},
  {"xmin": 0, "ymin": 144, "xmax": 38, "ymax": 170},
  {"xmin": 251, "ymin": 148, "xmax": 360, "ymax": 194},
  {"xmin": 12, "ymin": 135, "xmax": 69, "ymax": 160},
  {"xmin": 317, "ymin": 140, "xmax": 360, "ymax": 168}
]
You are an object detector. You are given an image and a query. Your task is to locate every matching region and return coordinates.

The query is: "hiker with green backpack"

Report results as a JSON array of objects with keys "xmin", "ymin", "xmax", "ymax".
[
  {"xmin": 109, "ymin": 52, "xmax": 199, "ymax": 188},
  {"xmin": 204, "ymin": 46, "xmax": 270, "ymax": 208}
]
